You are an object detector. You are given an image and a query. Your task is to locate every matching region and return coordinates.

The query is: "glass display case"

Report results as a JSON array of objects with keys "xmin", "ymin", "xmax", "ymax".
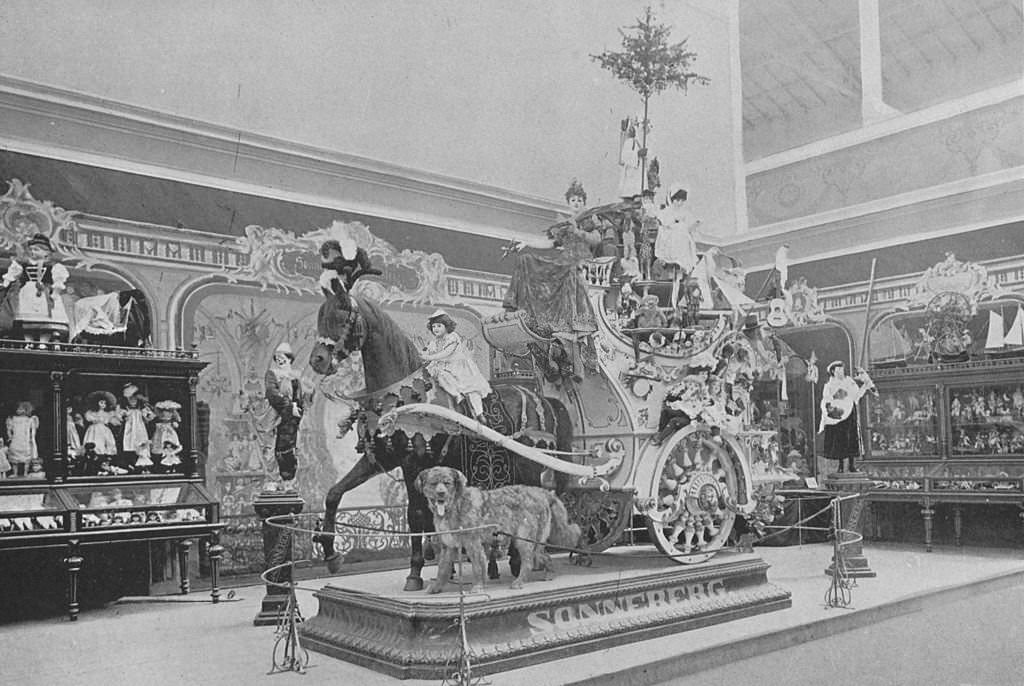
[
  {"xmin": 63, "ymin": 481, "xmax": 217, "ymax": 530},
  {"xmin": 867, "ymin": 386, "xmax": 940, "ymax": 457},
  {"xmin": 0, "ymin": 486, "xmax": 69, "ymax": 535},
  {"xmin": 0, "ymin": 344, "xmax": 222, "ymax": 620},
  {"xmin": 948, "ymin": 382, "xmax": 1024, "ymax": 456},
  {"xmin": 864, "ymin": 358, "xmax": 1024, "ymax": 551}
]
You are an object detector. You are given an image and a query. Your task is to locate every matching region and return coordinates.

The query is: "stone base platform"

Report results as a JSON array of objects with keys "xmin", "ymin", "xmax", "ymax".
[{"xmin": 298, "ymin": 550, "xmax": 791, "ymax": 679}]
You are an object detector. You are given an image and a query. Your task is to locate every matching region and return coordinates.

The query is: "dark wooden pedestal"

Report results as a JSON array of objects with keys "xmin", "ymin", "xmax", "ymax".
[
  {"xmin": 824, "ymin": 472, "xmax": 876, "ymax": 579},
  {"xmin": 252, "ymin": 490, "xmax": 305, "ymax": 626}
]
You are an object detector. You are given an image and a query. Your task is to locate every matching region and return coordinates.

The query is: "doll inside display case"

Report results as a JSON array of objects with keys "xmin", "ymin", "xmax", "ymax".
[
  {"xmin": 64, "ymin": 377, "xmax": 190, "ymax": 477},
  {"xmin": 949, "ymin": 383, "xmax": 1024, "ymax": 456},
  {"xmin": 868, "ymin": 387, "xmax": 940, "ymax": 456}
]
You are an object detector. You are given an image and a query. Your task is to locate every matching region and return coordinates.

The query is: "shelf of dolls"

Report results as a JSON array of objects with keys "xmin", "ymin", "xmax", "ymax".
[
  {"xmin": 864, "ymin": 359, "xmax": 1024, "ymax": 551},
  {"xmin": 0, "ymin": 344, "xmax": 207, "ymax": 484}
]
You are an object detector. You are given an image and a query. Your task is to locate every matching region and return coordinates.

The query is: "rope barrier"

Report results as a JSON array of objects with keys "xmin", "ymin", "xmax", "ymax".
[{"xmin": 266, "ymin": 493, "xmax": 860, "ymax": 564}]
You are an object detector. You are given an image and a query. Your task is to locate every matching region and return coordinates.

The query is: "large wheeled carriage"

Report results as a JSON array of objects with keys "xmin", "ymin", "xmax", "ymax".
[{"xmin": 308, "ymin": 202, "xmax": 791, "ymax": 581}]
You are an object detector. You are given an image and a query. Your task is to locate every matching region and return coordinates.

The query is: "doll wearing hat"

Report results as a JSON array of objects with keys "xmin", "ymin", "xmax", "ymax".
[
  {"xmin": 421, "ymin": 310, "xmax": 492, "ymax": 422},
  {"xmin": 1, "ymin": 233, "xmax": 70, "ymax": 342},
  {"xmin": 265, "ymin": 341, "xmax": 305, "ymax": 487},
  {"xmin": 121, "ymin": 383, "xmax": 155, "ymax": 471},
  {"xmin": 819, "ymin": 360, "xmax": 875, "ymax": 473}
]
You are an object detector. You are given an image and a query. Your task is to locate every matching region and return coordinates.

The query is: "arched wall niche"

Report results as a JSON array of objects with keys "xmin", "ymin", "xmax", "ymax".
[
  {"xmin": 177, "ymin": 277, "xmax": 490, "ymax": 519},
  {"xmin": 777, "ymin": 320, "xmax": 856, "ymax": 478}
]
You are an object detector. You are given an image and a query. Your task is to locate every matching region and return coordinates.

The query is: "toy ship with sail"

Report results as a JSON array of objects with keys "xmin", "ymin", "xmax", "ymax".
[{"xmin": 985, "ymin": 305, "xmax": 1024, "ymax": 359}]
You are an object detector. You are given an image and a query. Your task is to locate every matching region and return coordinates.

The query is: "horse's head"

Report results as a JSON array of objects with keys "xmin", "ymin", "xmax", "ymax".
[{"xmin": 309, "ymin": 290, "xmax": 366, "ymax": 376}]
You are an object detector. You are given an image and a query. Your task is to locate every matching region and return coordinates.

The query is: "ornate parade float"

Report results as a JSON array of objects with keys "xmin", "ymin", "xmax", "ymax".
[{"xmin": 295, "ymin": 10, "xmax": 806, "ymax": 677}]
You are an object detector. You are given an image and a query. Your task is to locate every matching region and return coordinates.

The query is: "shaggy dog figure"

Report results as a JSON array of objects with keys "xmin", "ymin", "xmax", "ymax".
[{"xmin": 415, "ymin": 466, "xmax": 581, "ymax": 593}]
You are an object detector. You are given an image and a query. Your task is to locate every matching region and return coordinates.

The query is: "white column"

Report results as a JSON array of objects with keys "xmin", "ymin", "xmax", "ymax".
[
  {"xmin": 859, "ymin": 0, "xmax": 900, "ymax": 123},
  {"xmin": 729, "ymin": 0, "xmax": 749, "ymax": 235}
]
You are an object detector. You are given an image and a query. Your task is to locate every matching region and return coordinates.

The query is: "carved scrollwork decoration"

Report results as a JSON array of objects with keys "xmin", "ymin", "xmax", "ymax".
[
  {"xmin": 0, "ymin": 178, "xmax": 95, "ymax": 267},
  {"xmin": 560, "ymin": 489, "xmax": 634, "ymax": 552}
]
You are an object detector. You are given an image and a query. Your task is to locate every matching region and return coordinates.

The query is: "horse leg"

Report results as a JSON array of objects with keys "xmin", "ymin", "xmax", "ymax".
[
  {"xmin": 404, "ymin": 493, "xmax": 431, "ymax": 591},
  {"xmin": 317, "ymin": 453, "xmax": 381, "ymax": 574}
]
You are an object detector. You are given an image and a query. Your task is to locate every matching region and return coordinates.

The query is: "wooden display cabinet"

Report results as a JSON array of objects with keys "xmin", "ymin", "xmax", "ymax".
[
  {"xmin": 863, "ymin": 358, "xmax": 1024, "ymax": 550},
  {"xmin": 0, "ymin": 342, "xmax": 224, "ymax": 620}
]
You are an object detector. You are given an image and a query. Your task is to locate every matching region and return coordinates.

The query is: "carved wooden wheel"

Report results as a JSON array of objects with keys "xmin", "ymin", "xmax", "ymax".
[
  {"xmin": 644, "ymin": 424, "xmax": 738, "ymax": 564},
  {"xmin": 560, "ymin": 488, "xmax": 635, "ymax": 553}
]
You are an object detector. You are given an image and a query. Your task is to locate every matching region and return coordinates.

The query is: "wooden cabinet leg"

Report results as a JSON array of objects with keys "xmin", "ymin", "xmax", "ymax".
[
  {"xmin": 207, "ymin": 532, "xmax": 225, "ymax": 604},
  {"xmin": 64, "ymin": 539, "xmax": 83, "ymax": 621},
  {"xmin": 921, "ymin": 505, "xmax": 934, "ymax": 552},
  {"xmin": 953, "ymin": 505, "xmax": 963, "ymax": 547},
  {"xmin": 178, "ymin": 539, "xmax": 193, "ymax": 595}
]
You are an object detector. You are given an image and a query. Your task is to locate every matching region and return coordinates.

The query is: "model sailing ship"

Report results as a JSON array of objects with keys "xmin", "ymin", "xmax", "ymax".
[{"xmin": 985, "ymin": 305, "xmax": 1024, "ymax": 359}]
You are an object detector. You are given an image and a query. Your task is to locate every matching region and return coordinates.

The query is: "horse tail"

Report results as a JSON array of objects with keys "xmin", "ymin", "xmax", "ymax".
[{"xmin": 547, "ymin": 491, "xmax": 582, "ymax": 549}]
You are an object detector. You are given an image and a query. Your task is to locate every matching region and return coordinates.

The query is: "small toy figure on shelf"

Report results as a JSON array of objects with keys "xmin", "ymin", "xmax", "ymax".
[
  {"xmin": 133, "ymin": 439, "xmax": 154, "ymax": 474},
  {"xmin": 121, "ymin": 383, "xmax": 155, "ymax": 471},
  {"xmin": 265, "ymin": 342, "xmax": 306, "ymax": 488},
  {"xmin": 157, "ymin": 440, "xmax": 183, "ymax": 474},
  {"xmin": 0, "ymin": 233, "xmax": 71, "ymax": 343},
  {"xmin": 66, "ymin": 406, "xmax": 84, "ymax": 462},
  {"xmin": 84, "ymin": 391, "xmax": 121, "ymax": 464},
  {"xmin": 421, "ymin": 309, "xmax": 492, "ymax": 423},
  {"xmin": 151, "ymin": 400, "xmax": 183, "ymax": 471},
  {"xmin": 6, "ymin": 401, "xmax": 39, "ymax": 477}
]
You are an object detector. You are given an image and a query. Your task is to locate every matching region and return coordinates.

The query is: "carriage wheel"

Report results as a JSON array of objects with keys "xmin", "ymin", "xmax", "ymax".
[
  {"xmin": 560, "ymin": 489, "xmax": 635, "ymax": 553},
  {"xmin": 644, "ymin": 424, "xmax": 738, "ymax": 564}
]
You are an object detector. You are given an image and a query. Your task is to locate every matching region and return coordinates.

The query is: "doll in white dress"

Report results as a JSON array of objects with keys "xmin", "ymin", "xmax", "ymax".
[
  {"xmin": 421, "ymin": 310, "xmax": 492, "ymax": 422},
  {"xmin": 83, "ymin": 391, "xmax": 121, "ymax": 460},
  {"xmin": 6, "ymin": 401, "xmax": 39, "ymax": 477},
  {"xmin": 152, "ymin": 400, "xmax": 183, "ymax": 473},
  {"xmin": 121, "ymin": 384, "xmax": 155, "ymax": 471},
  {"xmin": 656, "ymin": 184, "xmax": 703, "ymax": 307}
]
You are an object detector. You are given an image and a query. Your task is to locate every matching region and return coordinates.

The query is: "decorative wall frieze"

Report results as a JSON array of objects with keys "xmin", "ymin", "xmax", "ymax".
[
  {"xmin": 816, "ymin": 255, "xmax": 1024, "ymax": 315},
  {"xmin": 1, "ymin": 178, "xmax": 510, "ymax": 305}
]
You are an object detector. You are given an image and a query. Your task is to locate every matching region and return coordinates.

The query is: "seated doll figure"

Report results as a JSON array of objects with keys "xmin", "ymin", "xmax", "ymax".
[
  {"xmin": 421, "ymin": 309, "xmax": 492, "ymax": 423},
  {"xmin": 628, "ymin": 294, "xmax": 668, "ymax": 361}
]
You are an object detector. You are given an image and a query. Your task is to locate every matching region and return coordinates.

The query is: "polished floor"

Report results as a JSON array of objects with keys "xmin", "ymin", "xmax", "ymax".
[{"xmin": 2, "ymin": 541, "xmax": 1023, "ymax": 686}]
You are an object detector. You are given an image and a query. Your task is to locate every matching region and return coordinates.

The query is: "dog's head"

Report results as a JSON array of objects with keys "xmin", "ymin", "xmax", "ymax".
[{"xmin": 415, "ymin": 466, "xmax": 466, "ymax": 518}]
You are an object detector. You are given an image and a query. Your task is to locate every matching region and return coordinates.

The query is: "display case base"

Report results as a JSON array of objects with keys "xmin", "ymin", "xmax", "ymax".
[{"xmin": 299, "ymin": 552, "xmax": 791, "ymax": 680}]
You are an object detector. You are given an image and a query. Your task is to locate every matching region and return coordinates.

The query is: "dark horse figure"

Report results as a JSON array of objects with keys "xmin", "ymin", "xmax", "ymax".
[{"xmin": 309, "ymin": 287, "xmax": 567, "ymax": 591}]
